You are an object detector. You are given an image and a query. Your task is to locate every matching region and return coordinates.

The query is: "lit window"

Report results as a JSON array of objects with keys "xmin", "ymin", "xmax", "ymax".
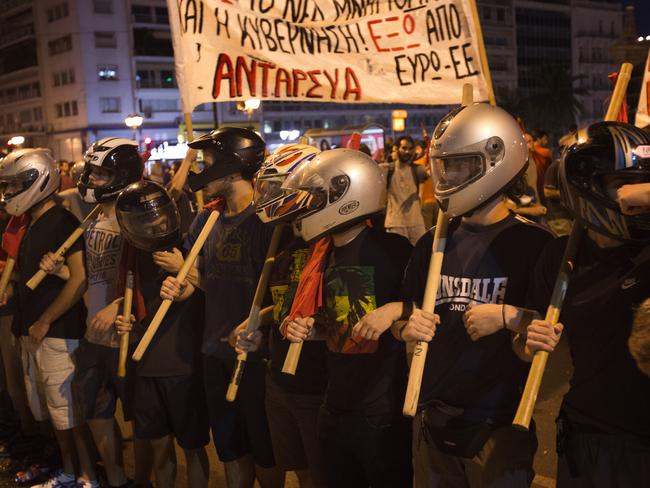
[{"xmin": 98, "ymin": 64, "xmax": 118, "ymax": 80}]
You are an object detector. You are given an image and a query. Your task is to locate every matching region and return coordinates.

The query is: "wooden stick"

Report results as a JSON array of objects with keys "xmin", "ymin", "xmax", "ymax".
[
  {"xmin": 282, "ymin": 341, "xmax": 302, "ymax": 376},
  {"xmin": 462, "ymin": 83, "xmax": 474, "ymax": 107},
  {"xmin": 117, "ymin": 271, "xmax": 134, "ymax": 378},
  {"xmin": 226, "ymin": 225, "xmax": 284, "ymax": 402},
  {"xmin": 0, "ymin": 257, "xmax": 15, "ymax": 302},
  {"xmin": 26, "ymin": 205, "xmax": 102, "ymax": 290},
  {"xmin": 132, "ymin": 210, "xmax": 219, "ymax": 361},
  {"xmin": 467, "ymin": 0, "xmax": 496, "ymax": 106},
  {"xmin": 403, "ymin": 211, "xmax": 449, "ymax": 417},
  {"xmin": 185, "ymin": 112, "xmax": 204, "ymax": 211},
  {"xmin": 512, "ymin": 62, "xmax": 634, "ymax": 431}
]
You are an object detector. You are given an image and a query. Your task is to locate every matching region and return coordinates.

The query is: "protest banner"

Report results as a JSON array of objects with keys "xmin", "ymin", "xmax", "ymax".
[
  {"xmin": 166, "ymin": 0, "xmax": 494, "ymax": 111},
  {"xmin": 635, "ymin": 47, "xmax": 650, "ymax": 129}
]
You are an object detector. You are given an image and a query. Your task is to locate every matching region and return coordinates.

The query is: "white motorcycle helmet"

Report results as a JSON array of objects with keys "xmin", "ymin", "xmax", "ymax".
[
  {"xmin": 0, "ymin": 148, "xmax": 60, "ymax": 216},
  {"xmin": 280, "ymin": 148, "xmax": 386, "ymax": 242},
  {"xmin": 254, "ymin": 144, "xmax": 319, "ymax": 224},
  {"xmin": 429, "ymin": 103, "xmax": 528, "ymax": 217}
]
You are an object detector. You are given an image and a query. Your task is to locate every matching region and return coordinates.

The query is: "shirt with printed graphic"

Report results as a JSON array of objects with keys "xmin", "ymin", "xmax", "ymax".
[
  {"xmin": 267, "ymin": 238, "xmax": 328, "ymax": 395},
  {"xmin": 527, "ymin": 236, "xmax": 650, "ymax": 437},
  {"xmin": 401, "ymin": 213, "xmax": 553, "ymax": 423},
  {"xmin": 185, "ymin": 206, "xmax": 273, "ymax": 357},
  {"xmin": 84, "ymin": 213, "xmax": 124, "ymax": 347},
  {"xmin": 320, "ymin": 227, "xmax": 412, "ymax": 416}
]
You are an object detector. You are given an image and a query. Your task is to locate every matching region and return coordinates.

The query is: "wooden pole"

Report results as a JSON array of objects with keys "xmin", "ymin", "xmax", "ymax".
[
  {"xmin": 467, "ymin": 0, "xmax": 496, "ymax": 106},
  {"xmin": 184, "ymin": 112, "xmax": 204, "ymax": 211},
  {"xmin": 132, "ymin": 210, "xmax": 219, "ymax": 361},
  {"xmin": 512, "ymin": 62, "xmax": 634, "ymax": 430},
  {"xmin": 0, "ymin": 258, "xmax": 15, "ymax": 302},
  {"xmin": 26, "ymin": 205, "xmax": 102, "ymax": 290},
  {"xmin": 117, "ymin": 271, "xmax": 134, "ymax": 378},
  {"xmin": 402, "ymin": 211, "xmax": 449, "ymax": 416},
  {"xmin": 226, "ymin": 225, "xmax": 284, "ymax": 401}
]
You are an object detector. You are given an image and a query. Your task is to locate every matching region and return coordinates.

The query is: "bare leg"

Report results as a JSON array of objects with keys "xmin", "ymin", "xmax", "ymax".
[
  {"xmin": 53, "ymin": 428, "xmax": 76, "ymax": 477},
  {"xmin": 134, "ymin": 436, "xmax": 153, "ymax": 486},
  {"xmin": 87, "ymin": 418, "xmax": 127, "ymax": 487},
  {"xmin": 72, "ymin": 425, "xmax": 97, "ymax": 482},
  {"xmin": 150, "ymin": 435, "xmax": 176, "ymax": 488},
  {"xmin": 255, "ymin": 465, "xmax": 284, "ymax": 488},
  {"xmin": 295, "ymin": 469, "xmax": 315, "ymax": 488},
  {"xmin": 184, "ymin": 447, "xmax": 209, "ymax": 488},
  {"xmin": 224, "ymin": 454, "xmax": 255, "ymax": 488}
]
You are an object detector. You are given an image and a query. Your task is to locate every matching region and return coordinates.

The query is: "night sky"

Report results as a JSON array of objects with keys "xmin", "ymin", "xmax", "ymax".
[{"xmin": 632, "ymin": 0, "xmax": 650, "ymax": 36}]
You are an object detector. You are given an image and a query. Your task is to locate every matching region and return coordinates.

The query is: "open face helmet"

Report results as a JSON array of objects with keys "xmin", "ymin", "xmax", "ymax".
[
  {"xmin": 559, "ymin": 122, "xmax": 650, "ymax": 243},
  {"xmin": 79, "ymin": 138, "xmax": 143, "ymax": 203},
  {"xmin": 254, "ymin": 144, "xmax": 319, "ymax": 224},
  {"xmin": 281, "ymin": 148, "xmax": 386, "ymax": 242},
  {"xmin": 187, "ymin": 127, "xmax": 265, "ymax": 191},
  {"xmin": 429, "ymin": 103, "xmax": 528, "ymax": 217},
  {"xmin": 0, "ymin": 148, "xmax": 60, "ymax": 216},
  {"xmin": 115, "ymin": 180, "xmax": 181, "ymax": 252}
]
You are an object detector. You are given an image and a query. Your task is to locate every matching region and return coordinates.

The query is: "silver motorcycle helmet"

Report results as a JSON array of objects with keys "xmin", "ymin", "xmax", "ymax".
[
  {"xmin": 281, "ymin": 148, "xmax": 386, "ymax": 242},
  {"xmin": 0, "ymin": 148, "xmax": 60, "ymax": 216},
  {"xmin": 429, "ymin": 103, "xmax": 528, "ymax": 217}
]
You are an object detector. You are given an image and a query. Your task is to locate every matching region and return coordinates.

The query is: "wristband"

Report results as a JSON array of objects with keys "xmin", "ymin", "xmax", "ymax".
[{"xmin": 400, "ymin": 301, "xmax": 414, "ymax": 321}]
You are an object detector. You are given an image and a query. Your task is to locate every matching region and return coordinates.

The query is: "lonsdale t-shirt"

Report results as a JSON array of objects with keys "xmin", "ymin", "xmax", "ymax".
[
  {"xmin": 84, "ymin": 213, "xmax": 124, "ymax": 347},
  {"xmin": 321, "ymin": 227, "xmax": 412, "ymax": 416},
  {"xmin": 267, "ymin": 238, "xmax": 328, "ymax": 395},
  {"xmin": 527, "ymin": 236, "xmax": 650, "ymax": 438},
  {"xmin": 186, "ymin": 205, "xmax": 273, "ymax": 357},
  {"xmin": 16, "ymin": 205, "xmax": 86, "ymax": 339},
  {"xmin": 401, "ymin": 213, "xmax": 552, "ymax": 423}
]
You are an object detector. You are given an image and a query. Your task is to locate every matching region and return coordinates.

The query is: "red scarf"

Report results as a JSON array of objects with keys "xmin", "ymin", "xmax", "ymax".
[
  {"xmin": 1, "ymin": 214, "xmax": 30, "ymax": 263},
  {"xmin": 280, "ymin": 236, "xmax": 332, "ymax": 336}
]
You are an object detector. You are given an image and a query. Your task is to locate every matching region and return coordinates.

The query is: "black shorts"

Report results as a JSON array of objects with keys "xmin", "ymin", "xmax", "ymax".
[
  {"xmin": 265, "ymin": 374, "xmax": 326, "ymax": 483},
  {"xmin": 203, "ymin": 352, "xmax": 275, "ymax": 468},
  {"xmin": 72, "ymin": 340, "xmax": 135, "ymax": 421},
  {"xmin": 133, "ymin": 373, "xmax": 210, "ymax": 450}
]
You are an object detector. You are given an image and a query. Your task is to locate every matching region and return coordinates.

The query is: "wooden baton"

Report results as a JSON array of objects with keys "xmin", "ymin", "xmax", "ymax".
[
  {"xmin": 117, "ymin": 271, "xmax": 134, "ymax": 378},
  {"xmin": 282, "ymin": 341, "xmax": 302, "ymax": 376},
  {"xmin": 226, "ymin": 225, "xmax": 284, "ymax": 402},
  {"xmin": 26, "ymin": 205, "xmax": 102, "ymax": 290},
  {"xmin": 132, "ymin": 210, "xmax": 219, "ymax": 361},
  {"xmin": 512, "ymin": 62, "xmax": 633, "ymax": 430},
  {"xmin": 403, "ymin": 211, "xmax": 449, "ymax": 417},
  {"xmin": 0, "ymin": 257, "xmax": 15, "ymax": 303}
]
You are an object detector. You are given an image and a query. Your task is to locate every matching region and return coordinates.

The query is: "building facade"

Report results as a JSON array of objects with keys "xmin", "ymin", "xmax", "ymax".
[{"xmin": 0, "ymin": 0, "xmax": 631, "ymax": 159}]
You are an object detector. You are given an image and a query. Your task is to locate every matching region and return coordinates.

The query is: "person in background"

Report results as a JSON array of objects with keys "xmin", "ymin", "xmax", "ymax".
[
  {"xmin": 56, "ymin": 162, "xmax": 96, "ymax": 221},
  {"xmin": 531, "ymin": 131, "xmax": 552, "ymax": 205}
]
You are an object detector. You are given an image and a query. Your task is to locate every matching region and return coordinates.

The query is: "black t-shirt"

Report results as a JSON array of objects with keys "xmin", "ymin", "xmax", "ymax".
[
  {"xmin": 17, "ymin": 205, "xmax": 86, "ymax": 339},
  {"xmin": 185, "ymin": 205, "xmax": 273, "ymax": 357},
  {"xmin": 401, "ymin": 213, "xmax": 553, "ymax": 423},
  {"xmin": 134, "ymin": 249, "xmax": 204, "ymax": 377},
  {"xmin": 267, "ymin": 238, "xmax": 328, "ymax": 395},
  {"xmin": 321, "ymin": 227, "xmax": 412, "ymax": 416},
  {"xmin": 527, "ymin": 235, "xmax": 650, "ymax": 438}
]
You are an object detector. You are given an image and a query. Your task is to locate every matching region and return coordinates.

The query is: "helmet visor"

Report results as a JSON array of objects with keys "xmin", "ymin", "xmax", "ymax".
[
  {"xmin": 593, "ymin": 171, "xmax": 650, "ymax": 202},
  {"xmin": 254, "ymin": 174, "xmax": 288, "ymax": 209},
  {"xmin": 81, "ymin": 164, "xmax": 115, "ymax": 189},
  {"xmin": 117, "ymin": 200, "xmax": 180, "ymax": 249},
  {"xmin": 431, "ymin": 154, "xmax": 484, "ymax": 193},
  {"xmin": 0, "ymin": 168, "xmax": 39, "ymax": 200}
]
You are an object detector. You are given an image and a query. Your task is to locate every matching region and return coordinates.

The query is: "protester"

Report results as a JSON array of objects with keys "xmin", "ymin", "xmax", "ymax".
[
  {"xmin": 235, "ymin": 144, "xmax": 328, "ymax": 487},
  {"xmin": 157, "ymin": 127, "xmax": 283, "ymax": 488},
  {"xmin": 384, "ymin": 135, "xmax": 429, "ymax": 244},
  {"xmin": 526, "ymin": 122, "xmax": 650, "ymax": 487},
  {"xmin": 58, "ymin": 161, "xmax": 75, "ymax": 192},
  {"xmin": 531, "ymin": 131, "xmax": 552, "ymax": 205},
  {"xmin": 114, "ymin": 181, "xmax": 210, "ymax": 488},
  {"xmin": 0, "ymin": 149, "xmax": 97, "ymax": 487},
  {"xmin": 282, "ymin": 148, "xmax": 414, "ymax": 487},
  {"xmin": 71, "ymin": 138, "xmax": 149, "ymax": 488},
  {"xmin": 359, "ymin": 104, "xmax": 554, "ymax": 487}
]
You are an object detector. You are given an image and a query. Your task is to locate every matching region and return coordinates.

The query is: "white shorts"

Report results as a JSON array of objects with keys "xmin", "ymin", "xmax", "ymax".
[{"xmin": 21, "ymin": 337, "xmax": 80, "ymax": 430}]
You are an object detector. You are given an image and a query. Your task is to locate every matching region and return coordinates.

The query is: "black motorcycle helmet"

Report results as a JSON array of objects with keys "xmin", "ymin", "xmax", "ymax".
[
  {"xmin": 560, "ymin": 122, "xmax": 650, "ymax": 243},
  {"xmin": 187, "ymin": 127, "xmax": 265, "ymax": 191},
  {"xmin": 78, "ymin": 138, "xmax": 144, "ymax": 203},
  {"xmin": 115, "ymin": 180, "xmax": 180, "ymax": 252}
]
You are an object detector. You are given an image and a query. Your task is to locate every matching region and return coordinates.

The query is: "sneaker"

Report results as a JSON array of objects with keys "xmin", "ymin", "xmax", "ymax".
[
  {"xmin": 32, "ymin": 470, "xmax": 77, "ymax": 487},
  {"xmin": 14, "ymin": 463, "xmax": 53, "ymax": 484}
]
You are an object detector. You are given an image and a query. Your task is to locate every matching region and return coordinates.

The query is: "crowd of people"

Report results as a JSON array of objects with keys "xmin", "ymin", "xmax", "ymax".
[{"xmin": 0, "ymin": 102, "xmax": 648, "ymax": 488}]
